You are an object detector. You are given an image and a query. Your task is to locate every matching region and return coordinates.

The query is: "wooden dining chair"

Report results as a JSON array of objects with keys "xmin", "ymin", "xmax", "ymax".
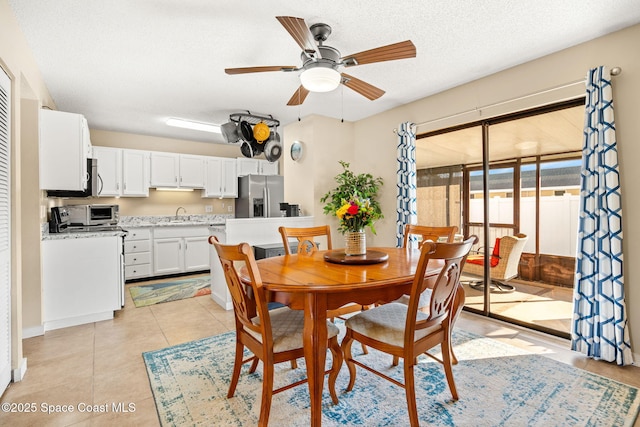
[
  {"xmin": 397, "ymin": 224, "xmax": 465, "ymax": 365},
  {"xmin": 278, "ymin": 225, "xmax": 332, "ymax": 255},
  {"xmin": 209, "ymin": 236, "xmax": 343, "ymax": 426},
  {"xmin": 279, "ymin": 225, "xmax": 368, "ymax": 353},
  {"xmin": 402, "ymin": 224, "xmax": 458, "ymax": 249},
  {"xmin": 341, "ymin": 236, "xmax": 477, "ymax": 427}
]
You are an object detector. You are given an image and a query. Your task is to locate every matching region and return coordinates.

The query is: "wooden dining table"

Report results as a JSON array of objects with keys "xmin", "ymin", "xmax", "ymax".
[{"xmin": 241, "ymin": 246, "xmax": 442, "ymax": 427}]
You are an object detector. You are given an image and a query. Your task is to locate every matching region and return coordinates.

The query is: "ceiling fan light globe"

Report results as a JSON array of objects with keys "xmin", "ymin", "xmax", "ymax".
[{"xmin": 300, "ymin": 67, "xmax": 341, "ymax": 92}]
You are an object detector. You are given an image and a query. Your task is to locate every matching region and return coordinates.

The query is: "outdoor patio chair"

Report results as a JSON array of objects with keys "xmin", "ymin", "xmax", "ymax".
[{"xmin": 462, "ymin": 233, "xmax": 528, "ymax": 293}]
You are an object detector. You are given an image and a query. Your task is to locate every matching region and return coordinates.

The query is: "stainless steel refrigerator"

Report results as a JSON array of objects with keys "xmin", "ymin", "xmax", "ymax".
[{"xmin": 235, "ymin": 175, "xmax": 285, "ymax": 218}]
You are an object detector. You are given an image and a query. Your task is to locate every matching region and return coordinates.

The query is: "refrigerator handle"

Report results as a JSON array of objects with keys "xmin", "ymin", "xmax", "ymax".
[{"xmin": 264, "ymin": 187, "xmax": 270, "ymax": 217}]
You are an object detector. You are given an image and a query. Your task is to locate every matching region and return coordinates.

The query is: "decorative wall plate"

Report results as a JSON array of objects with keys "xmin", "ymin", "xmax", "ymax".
[{"xmin": 291, "ymin": 140, "xmax": 303, "ymax": 161}]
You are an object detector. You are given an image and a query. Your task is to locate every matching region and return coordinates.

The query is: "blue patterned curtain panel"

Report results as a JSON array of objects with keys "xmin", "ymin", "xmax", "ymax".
[
  {"xmin": 396, "ymin": 122, "xmax": 417, "ymax": 247},
  {"xmin": 572, "ymin": 66, "xmax": 633, "ymax": 366}
]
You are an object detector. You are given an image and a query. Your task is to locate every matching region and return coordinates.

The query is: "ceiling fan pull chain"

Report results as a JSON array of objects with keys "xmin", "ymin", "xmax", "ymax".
[
  {"xmin": 341, "ymin": 84, "xmax": 344, "ymax": 123},
  {"xmin": 298, "ymin": 87, "xmax": 302, "ymax": 121}
]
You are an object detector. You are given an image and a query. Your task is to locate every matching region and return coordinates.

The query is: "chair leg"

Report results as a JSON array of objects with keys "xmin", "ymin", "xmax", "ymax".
[
  {"xmin": 392, "ymin": 355, "xmax": 399, "ymax": 366},
  {"xmin": 449, "ymin": 283, "xmax": 465, "ymax": 365},
  {"xmin": 228, "ymin": 340, "xmax": 244, "ymax": 398},
  {"xmin": 341, "ymin": 332, "xmax": 357, "ymax": 392},
  {"xmin": 403, "ymin": 359, "xmax": 419, "ymax": 427},
  {"xmin": 258, "ymin": 357, "xmax": 274, "ymax": 427},
  {"xmin": 290, "ymin": 359, "xmax": 298, "ymax": 369},
  {"xmin": 361, "ymin": 343, "xmax": 368, "ymax": 355},
  {"xmin": 327, "ymin": 336, "xmax": 343, "ymax": 405},
  {"xmin": 441, "ymin": 333, "xmax": 459, "ymax": 401},
  {"xmin": 249, "ymin": 357, "xmax": 260, "ymax": 373}
]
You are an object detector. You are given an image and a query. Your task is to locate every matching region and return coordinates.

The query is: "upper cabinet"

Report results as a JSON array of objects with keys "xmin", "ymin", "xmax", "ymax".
[
  {"xmin": 150, "ymin": 152, "xmax": 205, "ymax": 189},
  {"xmin": 178, "ymin": 154, "xmax": 206, "ymax": 188},
  {"xmin": 93, "ymin": 147, "xmax": 150, "ymax": 197},
  {"xmin": 122, "ymin": 149, "xmax": 150, "ymax": 196},
  {"xmin": 237, "ymin": 158, "xmax": 279, "ymax": 176},
  {"xmin": 39, "ymin": 109, "xmax": 92, "ymax": 191},
  {"xmin": 92, "ymin": 146, "xmax": 121, "ymax": 196},
  {"xmin": 202, "ymin": 157, "xmax": 238, "ymax": 198},
  {"xmin": 260, "ymin": 160, "xmax": 279, "ymax": 176}
]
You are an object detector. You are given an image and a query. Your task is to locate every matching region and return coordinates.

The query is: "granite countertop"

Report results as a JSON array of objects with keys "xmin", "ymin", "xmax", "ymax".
[
  {"xmin": 42, "ymin": 228, "xmax": 128, "ymax": 241},
  {"xmin": 42, "ymin": 214, "xmax": 233, "ymax": 241},
  {"xmin": 119, "ymin": 214, "xmax": 231, "ymax": 228}
]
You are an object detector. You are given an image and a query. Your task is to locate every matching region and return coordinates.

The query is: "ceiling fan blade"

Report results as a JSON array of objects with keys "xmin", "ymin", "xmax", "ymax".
[
  {"xmin": 276, "ymin": 16, "xmax": 319, "ymax": 56},
  {"xmin": 287, "ymin": 86, "xmax": 310, "ymax": 106},
  {"xmin": 341, "ymin": 73, "xmax": 385, "ymax": 101},
  {"xmin": 225, "ymin": 66, "xmax": 297, "ymax": 75},
  {"xmin": 341, "ymin": 40, "xmax": 416, "ymax": 67}
]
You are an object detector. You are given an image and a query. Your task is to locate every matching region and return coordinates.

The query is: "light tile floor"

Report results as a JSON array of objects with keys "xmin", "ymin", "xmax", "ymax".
[{"xmin": 1, "ymin": 274, "xmax": 638, "ymax": 426}]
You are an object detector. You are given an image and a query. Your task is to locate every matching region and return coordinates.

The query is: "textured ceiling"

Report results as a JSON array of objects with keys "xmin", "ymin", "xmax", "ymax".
[{"xmin": 8, "ymin": 0, "xmax": 640, "ymax": 144}]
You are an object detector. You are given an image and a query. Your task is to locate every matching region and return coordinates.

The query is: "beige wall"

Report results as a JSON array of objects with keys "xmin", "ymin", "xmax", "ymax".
[
  {"xmin": 347, "ymin": 23, "xmax": 640, "ymax": 356},
  {"xmin": 1, "ymin": 0, "xmax": 55, "ymax": 374},
  {"xmin": 282, "ymin": 115, "xmax": 355, "ymax": 241}
]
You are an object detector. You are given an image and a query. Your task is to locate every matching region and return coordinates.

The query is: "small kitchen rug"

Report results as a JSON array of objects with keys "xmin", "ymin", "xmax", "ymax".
[
  {"xmin": 129, "ymin": 276, "xmax": 211, "ymax": 307},
  {"xmin": 142, "ymin": 327, "xmax": 640, "ymax": 426}
]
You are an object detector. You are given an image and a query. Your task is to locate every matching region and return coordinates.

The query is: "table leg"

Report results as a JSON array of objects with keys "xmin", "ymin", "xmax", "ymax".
[{"xmin": 303, "ymin": 293, "xmax": 327, "ymax": 427}]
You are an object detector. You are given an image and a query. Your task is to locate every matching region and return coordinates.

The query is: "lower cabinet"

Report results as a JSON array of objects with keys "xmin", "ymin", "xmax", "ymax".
[
  {"xmin": 153, "ymin": 226, "xmax": 210, "ymax": 275},
  {"xmin": 124, "ymin": 228, "xmax": 152, "ymax": 280},
  {"xmin": 42, "ymin": 235, "xmax": 124, "ymax": 331}
]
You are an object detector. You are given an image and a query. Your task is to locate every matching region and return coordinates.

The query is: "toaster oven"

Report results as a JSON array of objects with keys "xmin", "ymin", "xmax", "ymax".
[{"xmin": 66, "ymin": 204, "xmax": 119, "ymax": 226}]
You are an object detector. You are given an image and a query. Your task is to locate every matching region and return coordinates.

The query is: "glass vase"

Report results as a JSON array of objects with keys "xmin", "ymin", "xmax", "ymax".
[{"xmin": 344, "ymin": 230, "xmax": 366, "ymax": 256}]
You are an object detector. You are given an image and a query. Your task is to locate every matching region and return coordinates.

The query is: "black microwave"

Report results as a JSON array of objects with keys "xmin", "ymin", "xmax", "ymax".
[{"xmin": 47, "ymin": 158, "xmax": 100, "ymax": 198}]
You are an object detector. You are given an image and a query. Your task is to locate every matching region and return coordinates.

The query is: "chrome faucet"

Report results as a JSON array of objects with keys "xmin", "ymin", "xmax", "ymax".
[{"xmin": 175, "ymin": 206, "xmax": 186, "ymax": 220}]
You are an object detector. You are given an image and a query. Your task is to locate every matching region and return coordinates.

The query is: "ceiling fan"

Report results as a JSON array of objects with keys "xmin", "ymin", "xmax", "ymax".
[{"xmin": 224, "ymin": 16, "xmax": 416, "ymax": 106}]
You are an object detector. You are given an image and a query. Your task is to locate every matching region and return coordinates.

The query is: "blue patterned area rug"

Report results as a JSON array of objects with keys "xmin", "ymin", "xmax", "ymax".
[
  {"xmin": 129, "ymin": 276, "xmax": 211, "ymax": 307},
  {"xmin": 142, "ymin": 328, "xmax": 639, "ymax": 426}
]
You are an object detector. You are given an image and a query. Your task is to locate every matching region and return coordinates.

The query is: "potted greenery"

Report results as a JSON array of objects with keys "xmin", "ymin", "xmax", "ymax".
[{"xmin": 320, "ymin": 161, "xmax": 383, "ymax": 255}]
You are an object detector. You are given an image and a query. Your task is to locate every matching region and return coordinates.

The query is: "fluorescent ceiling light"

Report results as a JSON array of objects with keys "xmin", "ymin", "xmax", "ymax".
[
  {"xmin": 300, "ymin": 66, "xmax": 341, "ymax": 92},
  {"xmin": 155, "ymin": 187, "xmax": 194, "ymax": 192},
  {"xmin": 166, "ymin": 118, "xmax": 221, "ymax": 133}
]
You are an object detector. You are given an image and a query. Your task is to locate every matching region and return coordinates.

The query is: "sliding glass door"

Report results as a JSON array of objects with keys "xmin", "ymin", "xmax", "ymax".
[{"xmin": 415, "ymin": 100, "xmax": 584, "ymax": 337}]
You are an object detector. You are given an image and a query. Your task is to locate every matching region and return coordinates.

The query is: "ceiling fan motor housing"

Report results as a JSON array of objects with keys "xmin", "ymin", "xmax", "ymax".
[{"xmin": 309, "ymin": 23, "xmax": 332, "ymax": 42}]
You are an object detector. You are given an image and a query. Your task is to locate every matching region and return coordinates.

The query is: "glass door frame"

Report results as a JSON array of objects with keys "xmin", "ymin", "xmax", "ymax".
[{"xmin": 417, "ymin": 98, "xmax": 585, "ymax": 337}]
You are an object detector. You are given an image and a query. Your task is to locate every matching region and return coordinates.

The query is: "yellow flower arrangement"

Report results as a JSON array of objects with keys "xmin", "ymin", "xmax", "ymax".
[
  {"xmin": 321, "ymin": 161, "xmax": 383, "ymax": 234},
  {"xmin": 334, "ymin": 196, "xmax": 379, "ymax": 233}
]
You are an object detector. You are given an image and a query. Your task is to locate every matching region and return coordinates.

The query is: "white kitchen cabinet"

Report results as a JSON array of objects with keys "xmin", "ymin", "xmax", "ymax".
[
  {"xmin": 259, "ymin": 160, "xmax": 279, "ymax": 175},
  {"xmin": 153, "ymin": 226, "xmax": 210, "ymax": 275},
  {"xmin": 184, "ymin": 236, "xmax": 211, "ymax": 271},
  {"xmin": 42, "ymin": 235, "xmax": 124, "ymax": 331},
  {"xmin": 237, "ymin": 158, "xmax": 259, "ymax": 176},
  {"xmin": 150, "ymin": 152, "xmax": 179, "ymax": 187},
  {"xmin": 93, "ymin": 146, "xmax": 121, "ymax": 196},
  {"xmin": 237, "ymin": 158, "xmax": 278, "ymax": 176},
  {"xmin": 124, "ymin": 227, "xmax": 152, "ymax": 280},
  {"xmin": 179, "ymin": 154, "xmax": 206, "ymax": 188},
  {"xmin": 39, "ymin": 109, "xmax": 92, "ymax": 191},
  {"xmin": 203, "ymin": 157, "xmax": 238, "ymax": 198},
  {"xmin": 150, "ymin": 152, "xmax": 205, "ymax": 188},
  {"xmin": 94, "ymin": 146, "xmax": 150, "ymax": 197},
  {"xmin": 122, "ymin": 149, "xmax": 150, "ymax": 196},
  {"xmin": 153, "ymin": 238, "xmax": 182, "ymax": 275}
]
